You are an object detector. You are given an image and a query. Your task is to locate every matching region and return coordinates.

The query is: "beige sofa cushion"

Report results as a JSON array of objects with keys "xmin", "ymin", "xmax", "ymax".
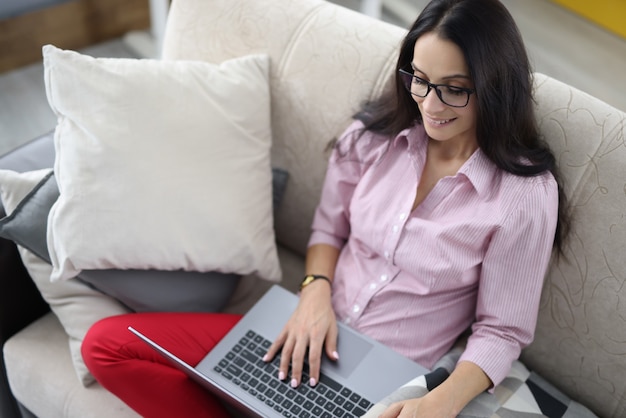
[
  {"xmin": 0, "ymin": 169, "xmax": 132, "ymax": 386},
  {"xmin": 4, "ymin": 313, "xmax": 139, "ymax": 418},
  {"xmin": 43, "ymin": 46, "xmax": 281, "ymax": 283},
  {"xmin": 522, "ymin": 74, "xmax": 626, "ymax": 418}
]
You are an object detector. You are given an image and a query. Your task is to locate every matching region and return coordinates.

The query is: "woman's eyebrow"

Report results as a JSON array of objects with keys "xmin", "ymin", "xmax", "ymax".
[{"xmin": 410, "ymin": 62, "xmax": 471, "ymax": 81}]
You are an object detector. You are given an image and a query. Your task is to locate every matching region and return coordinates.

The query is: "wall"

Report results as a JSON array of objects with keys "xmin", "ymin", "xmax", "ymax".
[
  {"xmin": 0, "ymin": 0, "xmax": 149, "ymax": 73},
  {"xmin": 551, "ymin": 0, "xmax": 626, "ymax": 39}
]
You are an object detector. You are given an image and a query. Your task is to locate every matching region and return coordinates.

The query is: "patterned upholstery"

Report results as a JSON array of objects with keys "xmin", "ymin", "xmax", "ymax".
[
  {"xmin": 162, "ymin": 0, "xmax": 406, "ymax": 254},
  {"xmin": 522, "ymin": 74, "xmax": 626, "ymax": 418},
  {"xmin": 363, "ymin": 346, "xmax": 597, "ymax": 417}
]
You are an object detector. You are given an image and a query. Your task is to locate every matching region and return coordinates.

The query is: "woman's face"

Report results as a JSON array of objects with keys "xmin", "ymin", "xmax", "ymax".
[{"xmin": 410, "ymin": 32, "xmax": 477, "ymax": 149}]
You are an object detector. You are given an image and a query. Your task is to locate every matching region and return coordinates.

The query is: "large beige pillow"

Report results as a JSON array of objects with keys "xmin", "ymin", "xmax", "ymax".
[
  {"xmin": 42, "ymin": 45, "xmax": 281, "ymax": 283},
  {"xmin": 0, "ymin": 169, "xmax": 131, "ymax": 386}
]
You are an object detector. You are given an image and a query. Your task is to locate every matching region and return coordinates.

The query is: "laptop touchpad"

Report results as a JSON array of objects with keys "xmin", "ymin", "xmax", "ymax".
[{"xmin": 322, "ymin": 326, "xmax": 373, "ymax": 379}]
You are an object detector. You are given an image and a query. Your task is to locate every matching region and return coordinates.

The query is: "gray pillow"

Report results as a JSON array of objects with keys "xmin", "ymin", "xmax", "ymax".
[
  {"xmin": 79, "ymin": 269, "xmax": 241, "ymax": 313},
  {"xmin": 0, "ymin": 168, "xmax": 289, "ymax": 312},
  {"xmin": 0, "ymin": 170, "xmax": 55, "ymax": 262}
]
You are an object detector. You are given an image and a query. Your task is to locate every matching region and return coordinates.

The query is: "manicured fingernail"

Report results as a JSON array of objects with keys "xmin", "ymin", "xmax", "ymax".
[
  {"xmin": 262, "ymin": 354, "xmax": 269, "ymax": 362},
  {"xmin": 290, "ymin": 378, "xmax": 298, "ymax": 388},
  {"xmin": 309, "ymin": 377, "xmax": 317, "ymax": 387},
  {"xmin": 332, "ymin": 351, "xmax": 339, "ymax": 360},
  {"xmin": 278, "ymin": 371, "xmax": 285, "ymax": 380}
]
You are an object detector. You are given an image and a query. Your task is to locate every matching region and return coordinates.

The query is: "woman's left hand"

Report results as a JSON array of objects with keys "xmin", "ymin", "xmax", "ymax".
[
  {"xmin": 378, "ymin": 361, "xmax": 490, "ymax": 417},
  {"xmin": 377, "ymin": 391, "xmax": 456, "ymax": 418}
]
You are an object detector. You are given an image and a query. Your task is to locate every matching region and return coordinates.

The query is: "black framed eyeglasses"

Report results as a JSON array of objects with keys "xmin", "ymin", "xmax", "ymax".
[{"xmin": 398, "ymin": 69, "xmax": 475, "ymax": 108}]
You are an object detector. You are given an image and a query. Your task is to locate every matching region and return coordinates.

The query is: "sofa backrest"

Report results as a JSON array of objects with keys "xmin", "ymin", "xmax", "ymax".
[
  {"xmin": 162, "ymin": 0, "xmax": 406, "ymax": 255},
  {"xmin": 523, "ymin": 74, "xmax": 626, "ymax": 417},
  {"xmin": 162, "ymin": 0, "xmax": 626, "ymax": 415}
]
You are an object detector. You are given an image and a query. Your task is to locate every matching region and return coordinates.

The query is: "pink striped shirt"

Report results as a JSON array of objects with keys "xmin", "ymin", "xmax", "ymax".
[{"xmin": 308, "ymin": 121, "xmax": 558, "ymax": 386}]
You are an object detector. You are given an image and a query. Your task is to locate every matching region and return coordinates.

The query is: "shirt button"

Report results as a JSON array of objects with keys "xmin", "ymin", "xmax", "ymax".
[
  {"xmin": 384, "ymin": 251, "xmax": 390, "ymax": 259},
  {"xmin": 369, "ymin": 283, "xmax": 377, "ymax": 290},
  {"xmin": 392, "ymin": 225, "xmax": 399, "ymax": 233},
  {"xmin": 399, "ymin": 213, "xmax": 407, "ymax": 220},
  {"xmin": 353, "ymin": 305, "xmax": 360, "ymax": 313},
  {"xmin": 344, "ymin": 317, "xmax": 351, "ymax": 325},
  {"xmin": 380, "ymin": 274, "xmax": 388, "ymax": 281}
]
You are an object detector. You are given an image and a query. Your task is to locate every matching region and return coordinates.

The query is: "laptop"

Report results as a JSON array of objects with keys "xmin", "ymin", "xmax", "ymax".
[{"xmin": 129, "ymin": 284, "xmax": 428, "ymax": 418}]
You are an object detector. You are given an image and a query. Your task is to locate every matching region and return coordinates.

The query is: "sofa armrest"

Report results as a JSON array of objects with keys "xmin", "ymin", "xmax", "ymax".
[{"xmin": 1, "ymin": 237, "xmax": 50, "ymax": 418}]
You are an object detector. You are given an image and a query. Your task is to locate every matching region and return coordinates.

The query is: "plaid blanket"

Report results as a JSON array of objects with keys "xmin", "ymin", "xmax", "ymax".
[{"xmin": 362, "ymin": 346, "xmax": 597, "ymax": 418}]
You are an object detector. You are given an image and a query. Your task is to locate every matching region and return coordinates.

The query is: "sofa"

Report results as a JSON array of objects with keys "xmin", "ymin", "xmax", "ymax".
[{"xmin": 1, "ymin": 0, "xmax": 625, "ymax": 417}]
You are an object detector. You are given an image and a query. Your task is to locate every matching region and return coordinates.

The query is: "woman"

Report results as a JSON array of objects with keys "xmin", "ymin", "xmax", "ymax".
[{"xmin": 82, "ymin": 0, "xmax": 568, "ymax": 417}]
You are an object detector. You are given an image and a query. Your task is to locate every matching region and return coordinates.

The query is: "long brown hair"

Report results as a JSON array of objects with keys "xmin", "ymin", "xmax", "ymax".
[{"xmin": 354, "ymin": 0, "xmax": 570, "ymax": 254}]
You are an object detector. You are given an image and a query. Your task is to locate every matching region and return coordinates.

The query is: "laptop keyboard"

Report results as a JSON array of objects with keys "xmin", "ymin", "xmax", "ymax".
[{"xmin": 213, "ymin": 330, "xmax": 373, "ymax": 418}]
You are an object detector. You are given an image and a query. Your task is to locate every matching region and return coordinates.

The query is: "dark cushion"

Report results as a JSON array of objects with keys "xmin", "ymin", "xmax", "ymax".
[
  {"xmin": 0, "ymin": 132, "xmax": 55, "ymax": 216},
  {"xmin": 0, "ymin": 171, "xmax": 55, "ymax": 261}
]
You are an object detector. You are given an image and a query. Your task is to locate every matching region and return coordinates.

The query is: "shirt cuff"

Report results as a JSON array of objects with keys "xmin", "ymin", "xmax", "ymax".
[
  {"xmin": 458, "ymin": 337, "xmax": 521, "ymax": 392},
  {"xmin": 308, "ymin": 230, "xmax": 345, "ymax": 250}
]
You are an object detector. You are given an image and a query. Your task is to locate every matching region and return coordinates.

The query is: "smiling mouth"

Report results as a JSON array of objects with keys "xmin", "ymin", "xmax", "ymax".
[{"xmin": 425, "ymin": 116, "xmax": 455, "ymax": 125}]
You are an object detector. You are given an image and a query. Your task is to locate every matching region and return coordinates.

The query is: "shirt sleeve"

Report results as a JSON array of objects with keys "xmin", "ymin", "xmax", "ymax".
[
  {"xmin": 308, "ymin": 121, "xmax": 384, "ymax": 250},
  {"xmin": 459, "ymin": 173, "xmax": 559, "ymax": 388}
]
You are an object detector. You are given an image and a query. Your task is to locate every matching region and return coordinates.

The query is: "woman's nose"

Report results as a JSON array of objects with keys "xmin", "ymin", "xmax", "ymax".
[{"xmin": 421, "ymin": 88, "xmax": 447, "ymax": 112}]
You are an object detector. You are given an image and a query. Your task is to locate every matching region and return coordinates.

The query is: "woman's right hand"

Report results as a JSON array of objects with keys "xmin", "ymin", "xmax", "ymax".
[{"xmin": 263, "ymin": 279, "xmax": 338, "ymax": 388}]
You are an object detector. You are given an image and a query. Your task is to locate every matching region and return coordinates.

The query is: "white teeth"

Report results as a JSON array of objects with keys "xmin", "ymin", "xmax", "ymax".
[{"xmin": 430, "ymin": 118, "xmax": 451, "ymax": 125}]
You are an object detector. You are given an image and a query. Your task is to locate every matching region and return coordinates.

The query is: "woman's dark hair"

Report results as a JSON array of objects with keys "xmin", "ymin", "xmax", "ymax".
[{"xmin": 355, "ymin": 0, "xmax": 569, "ymax": 254}]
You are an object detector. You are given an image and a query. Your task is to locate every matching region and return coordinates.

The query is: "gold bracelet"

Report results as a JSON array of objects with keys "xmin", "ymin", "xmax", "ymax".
[{"xmin": 299, "ymin": 274, "xmax": 331, "ymax": 291}]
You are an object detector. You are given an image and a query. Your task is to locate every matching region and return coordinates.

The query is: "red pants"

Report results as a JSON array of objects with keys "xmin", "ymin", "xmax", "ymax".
[{"xmin": 82, "ymin": 312, "xmax": 242, "ymax": 418}]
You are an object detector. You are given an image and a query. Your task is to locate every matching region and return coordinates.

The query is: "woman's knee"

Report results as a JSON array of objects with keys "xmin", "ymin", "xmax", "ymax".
[{"xmin": 81, "ymin": 314, "xmax": 136, "ymax": 370}]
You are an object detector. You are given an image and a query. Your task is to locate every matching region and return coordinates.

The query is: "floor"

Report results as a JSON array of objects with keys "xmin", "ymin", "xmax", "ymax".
[
  {"xmin": 0, "ymin": 41, "xmax": 138, "ymax": 155},
  {"xmin": 1, "ymin": 0, "xmax": 625, "ymax": 156}
]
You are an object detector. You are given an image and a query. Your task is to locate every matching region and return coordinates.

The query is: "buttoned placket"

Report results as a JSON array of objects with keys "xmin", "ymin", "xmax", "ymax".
[
  {"xmin": 348, "ymin": 209, "xmax": 408, "ymax": 323},
  {"xmin": 345, "ymin": 142, "xmax": 415, "ymax": 325}
]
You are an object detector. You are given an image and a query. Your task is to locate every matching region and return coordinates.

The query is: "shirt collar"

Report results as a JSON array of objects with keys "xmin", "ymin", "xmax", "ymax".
[
  {"xmin": 457, "ymin": 148, "xmax": 498, "ymax": 199},
  {"xmin": 393, "ymin": 124, "xmax": 498, "ymax": 200},
  {"xmin": 393, "ymin": 125, "xmax": 427, "ymax": 154}
]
